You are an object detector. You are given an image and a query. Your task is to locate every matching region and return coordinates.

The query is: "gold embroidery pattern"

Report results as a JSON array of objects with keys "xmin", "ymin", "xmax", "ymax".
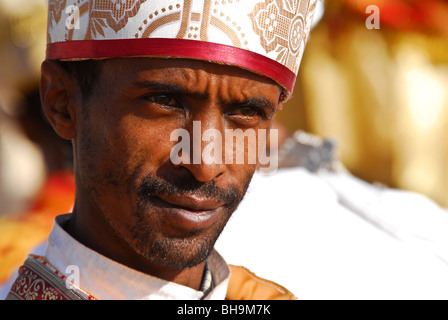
[
  {"xmin": 249, "ymin": 0, "xmax": 316, "ymax": 73},
  {"xmin": 8, "ymin": 264, "xmax": 65, "ymax": 300},
  {"xmin": 137, "ymin": 0, "xmax": 242, "ymax": 48},
  {"xmin": 74, "ymin": 0, "xmax": 147, "ymax": 40},
  {"xmin": 48, "ymin": 0, "xmax": 68, "ymax": 25},
  {"xmin": 6, "ymin": 255, "xmax": 95, "ymax": 300},
  {"xmin": 47, "ymin": 0, "xmax": 317, "ymax": 81},
  {"xmin": 89, "ymin": 0, "xmax": 147, "ymax": 33}
]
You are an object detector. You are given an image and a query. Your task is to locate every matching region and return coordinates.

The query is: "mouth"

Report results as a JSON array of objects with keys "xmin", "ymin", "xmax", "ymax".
[
  {"xmin": 157, "ymin": 194, "xmax": 223, "ymax": 211},
  {"xmin": 152, "ymin": 194, "xmax": 224, "ymax": 232}
]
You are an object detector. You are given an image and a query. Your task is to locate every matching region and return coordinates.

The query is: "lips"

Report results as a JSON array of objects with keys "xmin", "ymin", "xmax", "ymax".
[
  {"xmin": 157, "ymin": 194, "xmax": 222, "ymax": 211},
  {"xmin": 153, "ymin": 194, "xmax": 224, "ymax": 232}
]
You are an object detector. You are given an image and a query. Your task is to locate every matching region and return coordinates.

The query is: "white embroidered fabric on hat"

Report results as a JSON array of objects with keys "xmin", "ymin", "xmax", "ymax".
[{"xmin": 47, "ymin": 0, "xmax": 318, "ymax": 96}]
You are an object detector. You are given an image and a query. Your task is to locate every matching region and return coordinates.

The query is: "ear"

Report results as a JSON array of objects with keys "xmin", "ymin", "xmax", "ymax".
[{"xmin": 40, "ymin": 60, "xmax": 79, "ymax": 140}]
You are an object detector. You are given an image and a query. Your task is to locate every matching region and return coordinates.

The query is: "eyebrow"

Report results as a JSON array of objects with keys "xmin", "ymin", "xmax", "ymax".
[
  {"xmin": 132, "ymin": 80, "xmax": 208, "ymax": 99},
  {"xmin": 239, "ymin": 97, "xmax": 277, "ymax": 112}
]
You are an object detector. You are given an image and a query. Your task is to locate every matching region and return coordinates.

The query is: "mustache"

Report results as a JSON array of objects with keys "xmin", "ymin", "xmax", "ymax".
[{"xmin": 137, "ymin": 174, "xmax": 244, "ymax": 208}]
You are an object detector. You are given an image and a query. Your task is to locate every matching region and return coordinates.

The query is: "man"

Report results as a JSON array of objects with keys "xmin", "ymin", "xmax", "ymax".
[{"xmin": 5, "ymin": 0, "xmax": 318, "ymax": 300}]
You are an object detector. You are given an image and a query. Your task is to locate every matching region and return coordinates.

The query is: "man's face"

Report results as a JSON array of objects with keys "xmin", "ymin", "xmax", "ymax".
[{"xmin": 73, "ymin": 58, "xmax": 281, "ymax": 270}]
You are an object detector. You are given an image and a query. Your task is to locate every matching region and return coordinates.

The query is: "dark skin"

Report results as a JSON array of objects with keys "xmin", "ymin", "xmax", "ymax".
[{"xmin": 40, "ymin": 57, "xmax": 281, "ymax": 291}]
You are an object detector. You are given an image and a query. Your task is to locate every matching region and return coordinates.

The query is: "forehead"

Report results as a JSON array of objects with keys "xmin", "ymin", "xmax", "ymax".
[{"xmin": 97, "ymin": 57, "xmax": 281, "ymax": 100}]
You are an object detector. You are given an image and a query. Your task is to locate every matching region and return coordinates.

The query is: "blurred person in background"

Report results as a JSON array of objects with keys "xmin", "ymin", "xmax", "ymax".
[
  {"xmin": 0, "ymin": 0, "xmax": 76, "ymax": 295},
  {"xmin": 0, "ymin": 86, "xmax": 75, "ymax": 294}
]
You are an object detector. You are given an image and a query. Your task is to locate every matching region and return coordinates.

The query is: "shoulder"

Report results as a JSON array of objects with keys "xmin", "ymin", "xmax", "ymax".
[{"xmin": 226, "ymin": 265, "xmax": 297, "ymax": 300}]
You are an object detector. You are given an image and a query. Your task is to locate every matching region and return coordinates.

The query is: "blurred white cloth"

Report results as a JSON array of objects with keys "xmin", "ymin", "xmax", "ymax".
[
  {"xmin": 215, "ymin": 167, "xmax": 448, "ymax": 300},
  {"xmin": 0, "ymin": 114, "xmax": 45, "ymax": 216}
]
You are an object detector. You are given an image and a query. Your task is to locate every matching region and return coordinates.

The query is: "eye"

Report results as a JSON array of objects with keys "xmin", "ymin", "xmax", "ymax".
[
  {"xmin": 146, "ymin": 94, "xmax": 179, "ymax": 108},
  {"xmin": 240, "ymin": 106, "xmax": 259, "ymax": 117},
  {"xmin": 230, "ymin": 106, "xmax": 265, "ymax": 119},
  {"xmin": 225, "ymin": 105, "xmax": 268, "ymax": 128}
]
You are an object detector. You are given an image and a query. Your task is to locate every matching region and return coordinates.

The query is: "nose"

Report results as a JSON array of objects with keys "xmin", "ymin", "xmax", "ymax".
[{"xmin": 173, "ymin": 116, "xmax": 226, "ymax": 183}]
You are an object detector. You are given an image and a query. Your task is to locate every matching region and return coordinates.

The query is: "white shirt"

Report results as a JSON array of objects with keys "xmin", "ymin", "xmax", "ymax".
[
  {"xmin": 44, "ymin": 214, "xmax": 230, "ymax": 300},
  {"xmin": 216, "ymin": 167, "xmax": 448, "ymax": 300}
]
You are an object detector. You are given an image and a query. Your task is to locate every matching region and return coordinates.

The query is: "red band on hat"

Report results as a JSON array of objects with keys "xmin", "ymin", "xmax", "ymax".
[{"xmin": 46, "ymin": 38, "xmax": 296, "ymax": 93}]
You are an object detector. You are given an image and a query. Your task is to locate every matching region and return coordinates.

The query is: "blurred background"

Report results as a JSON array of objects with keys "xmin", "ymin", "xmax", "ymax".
[
  {"xmin": 280, "ymin": 0, "xmax": 448, "ymax": 207},
  {"xmin": 0, "ymin": 0, "xmax": 447, "ymax": 283}
]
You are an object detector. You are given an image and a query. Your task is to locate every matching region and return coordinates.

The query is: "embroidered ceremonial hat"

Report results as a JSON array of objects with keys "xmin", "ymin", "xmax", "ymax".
[{"xmin": 46, "ymin": 0, "xmax": 319, "ymax": 98}]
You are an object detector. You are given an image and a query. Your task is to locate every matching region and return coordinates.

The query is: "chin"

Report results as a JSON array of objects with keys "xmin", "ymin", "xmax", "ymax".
[{"xmin": 128, "ymin": 215, "xmax": 227, "ymax": 270}]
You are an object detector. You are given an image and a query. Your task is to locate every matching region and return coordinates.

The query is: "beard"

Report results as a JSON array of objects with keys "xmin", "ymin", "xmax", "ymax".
[{"xmin": 129, "ymin": 172, "xmax": 252, "ymax": 270}]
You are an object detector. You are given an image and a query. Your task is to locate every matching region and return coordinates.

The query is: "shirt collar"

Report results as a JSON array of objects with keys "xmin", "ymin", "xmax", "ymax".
[{"xmin": 45, "ymin": 214, "xmax": 230, "ymax": 300}]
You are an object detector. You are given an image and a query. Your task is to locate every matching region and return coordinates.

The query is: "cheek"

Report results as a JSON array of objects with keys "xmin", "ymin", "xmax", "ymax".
[
  {"xmin": 95, "ymin": 113, "xmax": 183, "ymax": 195},
  {"xmin": 116, "ymin": 115, "xmax": 178, "ymax": 166},
  {"xmin": 75, "ymin": 112, "xmax": 178, "ymax": 223},
  {"xmin": 76, "ymin": 114, "xmax": 127, "ymax": 194}
]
